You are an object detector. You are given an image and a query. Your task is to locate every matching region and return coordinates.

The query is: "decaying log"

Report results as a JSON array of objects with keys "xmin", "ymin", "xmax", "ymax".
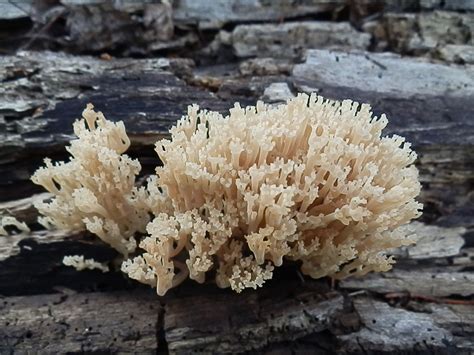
[
  {"xmin": 172, "ymin": 0, "xmax": 345, "ymax": 29},
  {"xmin": 1, "ymin": 48, "xmax": 473, "ymax": 353},
  {"xmin": 0, "ymin": 218, "xmax": 472, "ymax": 352},
  {"xmin": 164, "ymin": 283, "xmax": 343, "ymax": 353},
  {"xmin": 0, "ymin": 290, "xmax": 161, "ymax": 353},
  {"xmin": 0, "ymin": 193, "xmax": 51, "ymax": 225},
  {"xmin": 0, "ymin": 229, "xmax": 125, "ymax": 296},
  {"xmin": 0, "ymin": 229, "xmax": 73, "ymax": 262},
  {"xmin": 392, "ymin": 221, "xmax": 465, "ymax": 260},
  {"xmin": 1, "ymin": 282, "xmax": 473, "ymax": 354},
  {"xmin": 0, "ymin": 51, "xmax": 223, "ymax": 201},
  {"xmin": 338, "ymin": 297, "xmax": 474, "ymax": 353},
  {"xmin": 1, "ymin": 50, "xmax": 473, "ymax": 230},
  {"xmin": 340, "ymin": 270, "xmax": 474, "ymax": 298},
  {"xmin": 231, "ymin": 22, "xmax": 371, "ymax": 58}
]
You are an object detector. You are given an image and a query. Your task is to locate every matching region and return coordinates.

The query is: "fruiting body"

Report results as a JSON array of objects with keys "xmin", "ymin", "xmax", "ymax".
[
  {"xmin": 124, "ymin": 94, "xmax": 422, "ymax": 295},
  {"xmin": 31, "ymin": 104, "xmax": 150, "ymax": 256},
  {"xmin": 33, "ymin": 94, "xmax": 422, "ymax": 295}
]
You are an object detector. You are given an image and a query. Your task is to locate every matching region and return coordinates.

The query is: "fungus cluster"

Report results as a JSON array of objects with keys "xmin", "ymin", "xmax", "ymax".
[
  {"xmin": 32, "ymin": 94, "xmax": 422, "ymax": 295},
  {"xmin": 31, "ymin": 104, "xmax": 150, "ymax": 256}
]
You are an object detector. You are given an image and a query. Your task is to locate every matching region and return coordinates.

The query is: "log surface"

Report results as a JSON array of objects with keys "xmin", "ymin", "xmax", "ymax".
[{"xmin": 1, "ymin": 48, "xmax": 473, "ymax": 354}]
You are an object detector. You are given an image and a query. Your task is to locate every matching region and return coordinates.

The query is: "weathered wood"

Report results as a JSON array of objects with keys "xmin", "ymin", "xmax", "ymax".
[
  {"xmin": 173, "ymin": 0, "xmax": 345, "ymax": 29},
  {"xmin": 2, "ymin": 50, "xmax": 474, "ymax": 229},
  {"xmin": 1, "ymin": 284, "xmax": 472, "ymax": 354},
  {"xmin": 232, "ymin": 22, "xmax": 371, "ymax": 58},
  {"xmin": 0, "ymin": 51, "xmax": 224, "ymax": 201},
  {"xmin": 379, "ymin": 11, "xmax": 474, "ymax": 60},
  {"xmin": 292, "ymin": 50, "xmax": 474, "ymax": 149},
  {"xmin": 0, "ymin": 193, "xmax": 51, "ymax": 225},
  {"xmin": 1, "ymin": 2, "xmax": 473, "ymax": 353},
  {"xmin": 0, "ymin": 290, "xmax": 161, "ymax": 353},
  {"xmin": 0, "ymin": 229, "xmax": 125, "ymax": 296},
  {"xmin": 165, "ymin": 284, "xmax": 343, "ymax": 353},
  {"xmin": 392, "ymin": 221, "xmax": 465, "ymax": 260},
  {"xmin": 340, "ymin": 270, "xmax": 474, "ymax": 298},
  {"xmin": 452, "ymin": 247, "xmax": 474, "ymax": 267},
  {"xmin": 293, "ymin": 50, "xmax": 474, "ymax": 100},
  {"xmin": 337, "ymin": 297, "xmax": 474, "ymax": 353},
  {"xmin": 0, "ymin": 229, "xmax": 72, "ymax": 262}
]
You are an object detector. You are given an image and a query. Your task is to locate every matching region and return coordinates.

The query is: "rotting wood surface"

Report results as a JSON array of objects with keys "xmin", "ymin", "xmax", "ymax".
[{"xmin": 1, "ymin": 51, "xmax": 473, "ymax": 354}]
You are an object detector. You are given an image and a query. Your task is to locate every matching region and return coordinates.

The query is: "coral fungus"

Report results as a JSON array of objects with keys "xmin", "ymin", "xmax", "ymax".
[
  {"xmin": 32, "ymin": 94, "xmax": 422, "ymax": 296},
  {"xmin": 31, "ymin": 104, "xmax": 150, "ymax": 256}
]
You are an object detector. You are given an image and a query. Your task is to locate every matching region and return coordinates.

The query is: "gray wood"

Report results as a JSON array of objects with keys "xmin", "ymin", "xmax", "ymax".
[
  {"xmin": 1, "ymin": 284, "xmax": 473, "ymax": 354},
  {"xmin": 0, "ymin": 51, "xmax": 224, "ymax": 201},
  {"xmin": 232, "ymin": 22, "xmax": 371, "ymax": 58},
  {"xmin": 338, "ymin": 297, "xmax": 474, "ymax": 353},
  {"xmin": 0, "ymin": 193, "xmax": 51, "ymax": 225},
  {"xmin": 1, "ymin": 42, "xmax": 473, "ymax": 354},
  {"xmin": 340, "ymin": 270, "xmax": 474, "ymax": 297},
  {"xmin": 165, "ymin": 287, "xmax": 343, "ymax": 353},
  {"xmin": 392, "ymin": 222, "xmax": 466, "ymax": 260},
  {"xmin": 172, "ymin": 0, "xmax": 345, "ymax": 28},
  {"xmin": 0, "ymin": 290, "xmax": 161, "ymax": 353},
  {"xmin": 2, "ymin": 50, "xmax": 474, "ymax": 230}
]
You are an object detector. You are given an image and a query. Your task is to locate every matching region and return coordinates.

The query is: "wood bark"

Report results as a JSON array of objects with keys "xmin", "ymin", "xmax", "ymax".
[{"xmin": 1, "ymin": 50, "xmax": 473, "ymax": 354}]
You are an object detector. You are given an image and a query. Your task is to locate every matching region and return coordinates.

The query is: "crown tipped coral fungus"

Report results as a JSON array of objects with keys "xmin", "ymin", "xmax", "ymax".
[
  {"xmin": 33, "ymin": 94, "xmax": 422, "ymax": 296},
  {"xmin": 31, "ymin": 104, "xmax": 150, "ymax": 256}
]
